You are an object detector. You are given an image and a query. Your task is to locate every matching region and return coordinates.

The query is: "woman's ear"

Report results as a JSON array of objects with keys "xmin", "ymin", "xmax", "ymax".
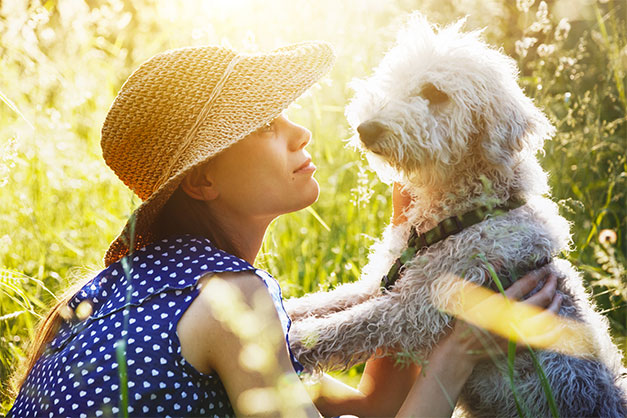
[{"xmin": 180, "ymin": 164, "xmax": 219, "ymax": 201}]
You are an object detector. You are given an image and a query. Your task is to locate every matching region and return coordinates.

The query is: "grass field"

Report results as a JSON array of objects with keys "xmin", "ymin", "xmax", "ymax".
[{"xmin": 1, "ymin": 0, "xmax": 625, "ymax": 413}]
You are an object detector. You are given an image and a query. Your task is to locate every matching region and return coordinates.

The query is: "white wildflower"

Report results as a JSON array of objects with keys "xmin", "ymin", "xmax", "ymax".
[
  {"xmin": 536, "ymin": 1, "xmax": 548, "ymax": 20},
  {"xmin": 555, "ymin": 18, "xmax": 571, "ymax": 41},
  {"xmin": 530, "ymin": 1, "xmax": 551, "ymax": 34},
  {"xmin": 559, "ymin": 56, "xmax": 577, "ymax": 67},
  {"xmin": 537, "ymin": 43, "xmax": 556, "ymax": 57},
  {"xmin": 515, "ymin": 37, "xmax": 538, "ymax": 58},
  {"xmin": 599, "ymin": 229, "xmax": 617, "ymax": 245},
  {"xmin": 516, "ymin": 0, "xmax": 535, "ymax": 13}
]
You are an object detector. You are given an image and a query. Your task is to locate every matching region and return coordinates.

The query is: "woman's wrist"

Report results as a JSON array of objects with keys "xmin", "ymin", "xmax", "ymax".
[
  {"xmin": 397, "ymin": 331, "xmax": 478, "ymax": 417},
  {"xmin": 429, "ymin": 330, "xmax": 478, "ymax": 379}
]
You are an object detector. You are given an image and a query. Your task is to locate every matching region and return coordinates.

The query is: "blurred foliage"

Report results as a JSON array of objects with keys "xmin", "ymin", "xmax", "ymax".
[{"xmin": 0, "ymin": 0, "xmax": 625, "ymax": 412}]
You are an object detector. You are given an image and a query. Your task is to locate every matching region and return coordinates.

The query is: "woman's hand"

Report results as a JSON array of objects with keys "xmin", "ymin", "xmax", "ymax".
[
  {"xmin": 392, "ymin": 182, "xmax": 412, "ymax": 225},
  {"xmin": 445, "ymin": 267, "xmax": 563, "ymax": 364}
]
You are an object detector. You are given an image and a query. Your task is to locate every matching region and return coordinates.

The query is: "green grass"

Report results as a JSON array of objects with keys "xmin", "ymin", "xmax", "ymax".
[
  {"xmin": 482, "ymin": 253, "xmax": 559, "ymax": 417},
  {"xmin": 1, "ymin": 0, "xmax": 625, "ymax": 414}
]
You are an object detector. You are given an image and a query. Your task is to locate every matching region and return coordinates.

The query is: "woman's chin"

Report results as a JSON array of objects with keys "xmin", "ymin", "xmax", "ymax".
[
  {"xmin": 306, "ymin": 177, "xmax": 321, "ymax": 204},
  {"xmin": 295, "ymin": 178, "xmax": 320, "ymax": 211}
]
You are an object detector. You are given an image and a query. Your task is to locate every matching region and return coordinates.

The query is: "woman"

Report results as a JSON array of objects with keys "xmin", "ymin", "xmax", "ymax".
[{"xmin": 9, "ymin": 41, "xmax": 560, "ymax": 417}]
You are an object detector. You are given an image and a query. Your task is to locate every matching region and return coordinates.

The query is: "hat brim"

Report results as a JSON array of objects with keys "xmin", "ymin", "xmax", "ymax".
[{"xmin": 104, "ymin": 41, "xmax": 334, "ymax": 266}]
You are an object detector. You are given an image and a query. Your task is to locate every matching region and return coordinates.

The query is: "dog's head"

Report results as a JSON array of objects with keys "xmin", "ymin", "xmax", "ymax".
[{"xmin": 346, "ymin": 14, "xmax": 555, "ymax": 186}]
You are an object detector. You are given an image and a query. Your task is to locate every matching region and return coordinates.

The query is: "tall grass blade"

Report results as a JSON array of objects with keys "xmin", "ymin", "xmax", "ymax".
[
  {"xmin": 115, "ymin": 213, "xmax": 135, "ymax": 418},
  {"xmin": 527, "ymin": 344, "xmax": 559, "ymax": 418},
  {"xmin": 0, "ymin": 90, "xmax": 34, "ymax": 130},
  {"xmin": 0, "ymin": 310, "xmax": 26, "ymax": 321},
  {"xmin": 477, "ymin": 254, "xmax": 507, "ymax": 296},
  {"xmin": 481, "ymin": 254, "xmax": 559, "ymax": 417},
  {"xmin": 508, "ymin": 340, "xmax": 527, "ymax": 418},
  {"xmin": 593, "ymin": 3, "xmax": 627, "ymax": 108},
  {"xmin": 481, "ymin": 254, "xmax": 526, "ymax": 417},
  {"xmin": 305, "ymin": 206, "xmax": 331, "ymax": 232},
  {"xmin": 115, "ymin": 340, "xmax": 129, "ymax": 418}
]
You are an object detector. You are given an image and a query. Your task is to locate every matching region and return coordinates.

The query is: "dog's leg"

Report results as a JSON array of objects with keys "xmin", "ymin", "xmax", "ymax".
[
  {"xmin": 289, "ymin": 293, "xmax": 401, "ymax": 372},
  {"xmin": 284, "ymin": 279, "xmax": 380, "ymax": 321},
  {"xmin": 289, "ymin": 289, "xmax": 448, "ymax": 373}
]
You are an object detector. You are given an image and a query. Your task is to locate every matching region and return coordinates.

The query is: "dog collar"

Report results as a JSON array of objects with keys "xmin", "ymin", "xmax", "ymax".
[{"xmin": 380, "ymin": 196, "xmax": 526, "ymax": 290}]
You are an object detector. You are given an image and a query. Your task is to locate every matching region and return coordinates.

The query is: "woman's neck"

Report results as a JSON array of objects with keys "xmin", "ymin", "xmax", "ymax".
[{"xmin": 208, "ymin": 205, "xmax": 273, "ymax": 265}]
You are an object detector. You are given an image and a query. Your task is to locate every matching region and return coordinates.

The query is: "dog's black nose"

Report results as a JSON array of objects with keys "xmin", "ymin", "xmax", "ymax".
[{"xmin": 357, "ymin": 121, "xmax": 385, "ymax": 146}]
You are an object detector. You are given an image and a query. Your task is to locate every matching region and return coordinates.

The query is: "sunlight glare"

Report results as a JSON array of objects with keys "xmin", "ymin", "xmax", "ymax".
[{"xmin": 437, "ymin": 275, "xmax": 596, "ymax": 357}]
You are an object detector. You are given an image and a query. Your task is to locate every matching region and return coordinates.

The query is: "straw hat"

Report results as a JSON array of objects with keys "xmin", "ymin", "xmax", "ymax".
[{"xmin": 101, "ymin": 41, "xmax": 335, "ymax": 266}]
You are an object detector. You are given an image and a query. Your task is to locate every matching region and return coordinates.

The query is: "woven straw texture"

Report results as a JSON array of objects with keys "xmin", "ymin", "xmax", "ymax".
[{"xmin": 101, "ymin": 41, "xmax": 335, "ymax": 266}]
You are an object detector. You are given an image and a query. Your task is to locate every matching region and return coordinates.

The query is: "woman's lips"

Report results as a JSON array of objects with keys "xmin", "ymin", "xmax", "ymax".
[{"xmin": 294, "ymin": 158, "xmax": 316, "ymax": 174}]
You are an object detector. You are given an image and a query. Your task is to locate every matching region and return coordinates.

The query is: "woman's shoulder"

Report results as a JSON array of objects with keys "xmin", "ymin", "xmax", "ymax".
[
  {"xmin": 178, "ymin": 268, "xmax": 315, "ymax": 416},
  {"xmin": 177, "ymin": 270, "xmax": 282, "ymax": 374},
  {"xmin": 190, "ymin": 270, "xmax": 276, "ymax": 318},
  {"xmin": 198, "ymin": 270, "xmax": 274, "ymax": 299},
  {"xmin": 192, "ymin": 271, "xmax": 275, "ymax": 329}
]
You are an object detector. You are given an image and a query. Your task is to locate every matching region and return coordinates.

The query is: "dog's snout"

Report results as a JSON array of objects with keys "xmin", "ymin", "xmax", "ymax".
[{"xmin": 357, "ymin": 121, "xmax": 385, "ymax": 146}]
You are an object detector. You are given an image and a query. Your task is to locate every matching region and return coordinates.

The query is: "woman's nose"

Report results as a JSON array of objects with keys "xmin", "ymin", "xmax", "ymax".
[{"xmin": 290, "ymin": 123, "xmax": 312, "ymax": 151}]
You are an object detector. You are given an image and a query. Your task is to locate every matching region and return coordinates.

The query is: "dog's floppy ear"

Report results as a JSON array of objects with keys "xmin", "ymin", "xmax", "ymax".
[
  {"xmin": 481, "ymin": 87, "xmax": 555, "ymax": 168},
  {"xmin": 420, "ymin": 83, "xmax": 449, "ymax": 105}
]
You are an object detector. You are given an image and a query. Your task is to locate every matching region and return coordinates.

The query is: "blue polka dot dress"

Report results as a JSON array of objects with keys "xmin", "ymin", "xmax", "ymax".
[{"xmin": 8, "ymin": 235, "xmax": 303, "ymax": 417}]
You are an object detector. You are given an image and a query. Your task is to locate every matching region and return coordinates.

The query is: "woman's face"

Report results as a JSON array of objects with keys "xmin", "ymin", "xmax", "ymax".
[{"xmin": 205, "ymin": 114, "xmax": 319, "ymax": 221}]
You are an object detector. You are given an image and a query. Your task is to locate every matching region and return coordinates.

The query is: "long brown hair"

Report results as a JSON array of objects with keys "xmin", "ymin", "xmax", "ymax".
[
  {"xmin": 153, "ymin": 186, "xmax": 241, "ymax": 257},
  {"xmin": 9, "ymin": 280, "xmax": 86, "ymax": 397},
  {"xmin": 11, "ymin": 185, "xmax": 238, "ymax": 395}
]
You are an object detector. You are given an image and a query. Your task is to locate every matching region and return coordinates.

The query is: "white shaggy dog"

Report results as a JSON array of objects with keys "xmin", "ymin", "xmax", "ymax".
[{"xmin": 286, "ymin": 15, "xmax": 627, "ymax": 417}]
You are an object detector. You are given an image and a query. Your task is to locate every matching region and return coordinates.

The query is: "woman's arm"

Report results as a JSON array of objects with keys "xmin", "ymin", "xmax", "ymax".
[
  {"xmin": 178, "ymin": 272, "xmax": 321, "ymax": 417},
  {"xmin": 397, "ymin": 330, "xmax": 475, "ymax": 417},
  {"xmin": 310, "ymin": 357, "xmax": 419, "ymax": 417}
]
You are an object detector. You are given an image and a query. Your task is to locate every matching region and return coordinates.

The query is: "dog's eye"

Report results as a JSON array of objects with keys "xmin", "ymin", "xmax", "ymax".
[{"xmin": 419, "ymin": 83, "xmax": 449, "ymax": 105}]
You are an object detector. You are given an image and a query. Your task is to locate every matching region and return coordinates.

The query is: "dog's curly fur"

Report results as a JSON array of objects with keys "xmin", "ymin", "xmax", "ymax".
[{"xmin": 286, "ymin": 15, "xmax": 627, "ymax": 417}]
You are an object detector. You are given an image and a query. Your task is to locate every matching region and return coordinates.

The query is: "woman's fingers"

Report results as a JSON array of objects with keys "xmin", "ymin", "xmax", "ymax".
[
  {"xmin": 448, "ymin": 267, "xmax": 564, "ymax": 361},
  {"xmin": 547, "ymin": 292, "xmax": 563, "ymax": 314},
  {"xmin": 503, "ymin": 267, "xmax": 550, "ymax": 300},
  {"xmin": 524, "ymin": 273, "xmax": 558, "ymax": 308},
  {"xmin": 516, "ymin": 294, "xmax": 564, "ymax": 346},
  {"xmin": 392, "ymin": 183, "xmax": 412, "ymax": 225}
]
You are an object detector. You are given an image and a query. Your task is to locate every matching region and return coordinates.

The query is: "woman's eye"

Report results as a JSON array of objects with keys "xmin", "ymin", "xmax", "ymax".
[{"xmin": 259, "ymin": 120, "xmax": 275, "ymax": 133}]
